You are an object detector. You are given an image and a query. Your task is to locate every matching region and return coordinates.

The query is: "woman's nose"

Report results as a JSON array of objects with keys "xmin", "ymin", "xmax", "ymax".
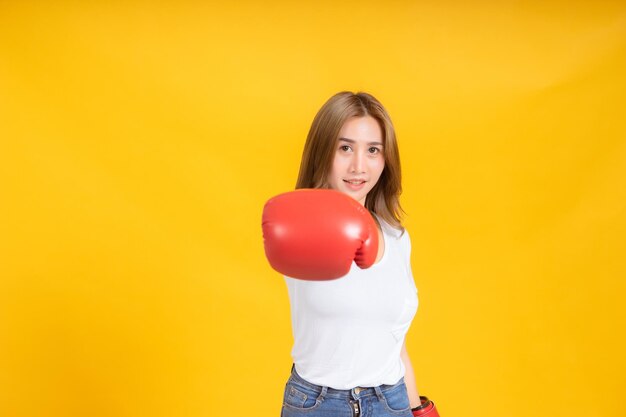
[{"xmin": 349, "ymin": 152, "xmax": 365, "ymax": 173}]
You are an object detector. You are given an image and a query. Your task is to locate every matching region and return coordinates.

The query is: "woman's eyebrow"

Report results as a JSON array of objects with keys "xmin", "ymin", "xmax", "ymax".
[{"xmin": 338, "ymin": 137, "xmax": 383, "ymax": 146}]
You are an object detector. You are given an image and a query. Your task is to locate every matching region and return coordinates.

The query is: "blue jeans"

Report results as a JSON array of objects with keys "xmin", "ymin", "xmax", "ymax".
[{"xmin": 280, "ymin": 364, "xmax": 413, "ymax": 417}]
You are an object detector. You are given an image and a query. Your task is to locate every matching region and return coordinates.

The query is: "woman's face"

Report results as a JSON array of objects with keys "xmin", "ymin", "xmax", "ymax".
[{"xmin": 326, "ymin": 116, "xmax": 385, "ymax": 206}]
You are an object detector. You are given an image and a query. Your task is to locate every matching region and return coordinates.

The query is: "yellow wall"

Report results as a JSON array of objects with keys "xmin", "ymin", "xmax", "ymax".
[{"xmin": 1, "ymin": 2, "xmax": 625, "ymax": 416}]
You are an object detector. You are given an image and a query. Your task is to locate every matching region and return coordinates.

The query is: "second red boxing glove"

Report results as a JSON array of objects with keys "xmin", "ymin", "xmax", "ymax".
[{"xmin": 261, "ymin": 189, "xmax": 379, "ymax": 280}]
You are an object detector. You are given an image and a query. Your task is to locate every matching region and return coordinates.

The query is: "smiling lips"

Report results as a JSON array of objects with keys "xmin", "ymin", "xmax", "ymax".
[{"xmin": 343, "ymin": 179, "xmax": 366, "ymax": 190}]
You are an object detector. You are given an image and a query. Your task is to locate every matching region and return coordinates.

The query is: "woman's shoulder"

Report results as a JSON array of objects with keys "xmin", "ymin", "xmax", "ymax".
[
  {"xmin": 374, "ymin": 213, "xmax": 407, "ymax": 241},
  {"xmin": 374, "ymin": 215, "xmax": 411, "ymax": 261}
]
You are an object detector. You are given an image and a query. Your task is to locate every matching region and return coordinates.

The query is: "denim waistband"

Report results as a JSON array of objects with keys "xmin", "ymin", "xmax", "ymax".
[{"xmin": 288, "ymin": 363, "xmax": 404, "ymax": 401}]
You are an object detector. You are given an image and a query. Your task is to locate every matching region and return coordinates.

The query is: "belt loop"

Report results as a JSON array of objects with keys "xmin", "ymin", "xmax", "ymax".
[
  {"xmin": 318, "ymin": 386, "xmax": 328, "ymax": 402},
  {"xmin": 373, "ymin": 386, "xmax": 385, "ymax": 402}
]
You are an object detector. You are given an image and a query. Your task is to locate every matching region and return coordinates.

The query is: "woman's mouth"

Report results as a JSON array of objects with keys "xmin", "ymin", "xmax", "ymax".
[{"xmin": 343, "ymin": 179, "xmax": 366, "ymax": 190}]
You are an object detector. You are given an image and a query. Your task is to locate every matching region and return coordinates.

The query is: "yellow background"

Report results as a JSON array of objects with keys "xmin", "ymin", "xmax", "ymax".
[{"xmin": 1, "ymin": 2, "xmax": 625, "ymax": 416}]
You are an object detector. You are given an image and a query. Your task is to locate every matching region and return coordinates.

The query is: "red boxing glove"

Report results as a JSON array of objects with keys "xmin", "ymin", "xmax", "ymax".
[
  {"xmin": 412, "ymin": 396, "xmax": 440, "ymax": 417},
  {"xmin": 262, "ymin": 189, "xmax": 379, "ymax": 280}
]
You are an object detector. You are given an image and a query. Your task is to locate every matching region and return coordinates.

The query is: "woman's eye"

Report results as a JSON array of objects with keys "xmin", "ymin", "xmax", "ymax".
[
  {"xmin": 369, "ymin": 147, "xmax": 381, "ymax": 154},
  {"xmin": 340, "ymin": 145, "xmax": 351, "ymax": 152}
]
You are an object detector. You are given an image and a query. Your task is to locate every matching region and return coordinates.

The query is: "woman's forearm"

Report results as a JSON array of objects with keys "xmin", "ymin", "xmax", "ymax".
[{"xmin": 401, "ymin": 342, "xmax": 421, "ymax": 409}]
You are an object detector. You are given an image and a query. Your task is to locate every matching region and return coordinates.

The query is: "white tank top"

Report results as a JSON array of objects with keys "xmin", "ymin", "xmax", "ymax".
[{"xmin": 283, "ymin": 215, "xmax": 419, "ymax": 389}]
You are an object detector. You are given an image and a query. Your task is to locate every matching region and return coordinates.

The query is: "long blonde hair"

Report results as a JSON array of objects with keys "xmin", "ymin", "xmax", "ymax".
[{"xmin": 295, "ymin": 91, "xmax": 405, "ymax": 232}]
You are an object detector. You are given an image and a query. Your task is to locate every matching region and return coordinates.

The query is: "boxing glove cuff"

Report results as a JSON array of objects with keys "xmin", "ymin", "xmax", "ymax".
[{"xmin": 411, "ymin": 396, "xmax": 440, "ymax": 417}]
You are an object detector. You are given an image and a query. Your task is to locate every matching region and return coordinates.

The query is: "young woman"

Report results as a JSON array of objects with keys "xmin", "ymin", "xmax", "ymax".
[{"xmin": 278, "ymin": 91, "xmax": 432, "ymax": 417}]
